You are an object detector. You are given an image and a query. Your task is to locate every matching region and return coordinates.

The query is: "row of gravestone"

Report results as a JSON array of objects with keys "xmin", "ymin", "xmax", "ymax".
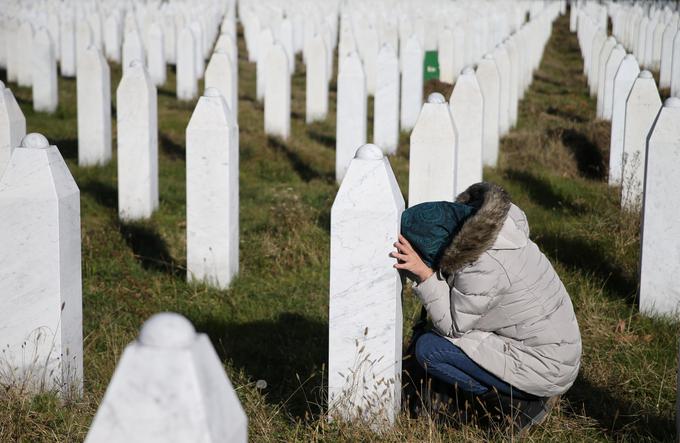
[
  {"xmin": 574, "ymin": 2, "xmax": 680, "ymax": 318},
  {"xmin": 0, "ymin": 0, "xmax": 236, "ymax": 108},
  {"xmin": 328, "ymin": 1, "xmax": 564, "ymax": 426}
]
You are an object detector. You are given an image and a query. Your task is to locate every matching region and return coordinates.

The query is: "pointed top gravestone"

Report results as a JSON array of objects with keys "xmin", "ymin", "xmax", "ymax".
[
  {"xmin": 400, "ymin": 34, "xmax": 423, "ymax": 131},
  {"xmin": 336, "ymin": 51, "xmax": 367, "ymax": 182},
  {"xmin": 0, "ymin": 81, "xmax": 26, "ymax": 179},
  {"xmin": 374, "ymin": 43, "xmax": 400, "ymax": 155},
  {"xmin": 177, "ymin": 27, "xmax": 197, "ymax": 101},
  {"xmin": 264, "ymin": 42, "xmax": 291, "ymax": 140},
  {"xmin": 0, "ymin": 133, "xmax": 82, "ymax": 399},
  {"xmin": 408, "ymin": 92, "xmax": 458, "ymax": 207},
  {"xmin": 609, "ymin": 54, "xmax": 640, "ymax": 186},
  {"xmin": 622, "ymin": 70, "xmax": 661, "ymax": 211},
  {"xmin": 596, "ymin": 36, "xmax": 617, "ymax": 118},
  {"xmin": 476, "ymin": 54, "xmax": 501, "ymax": 168},
  {"xmin": 602, "ymin": 44, "xmax": 626, "ymax": 121},
  {"xmin": 147, "ymin": 23, "xmax": 166, "ymax": 87},
  {"xmin": 205, "ymin": 49, "xmax": 237, "ymax": 122},
  {"xmin": 305, "ymin": 33, "xmax": 329, "ymax": 124},
  {"xmin": 329, "ymin": 143, "xmax": 404, "ymax": 429},
  {"xmin": 32, "ymin": 28, "xmax": 59, "ymax": 114},
  {"xmin": 449, "ymin": 67, "xmax": 484, "ymax": 195},
  {"xmin": 640, "ymin": 98, "xmax": 680, "ymax": 317},
  {"xmin": 77, "ymin": 45, "xmax": 111, "ymax": 167},
  {"xmin": 85, "ymin": 312, "xmax": 248, "ymax": 442}
]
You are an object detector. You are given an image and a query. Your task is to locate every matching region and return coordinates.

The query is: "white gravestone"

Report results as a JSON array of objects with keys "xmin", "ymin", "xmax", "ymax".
[
  {"xmin": 186, "ymin": 88, "xmax": 239, "ymax": 289},
  {"xmin": 438, "ymin": 28, "xmax": 455, "ymax": 84},
  {"xmin": 659, "ymin": 25, "xmax": 676, "ymax": 88},
  {"xmin": 449, "ymin": 67, "xmax": 484, "ymax": 195},
  {"xmin": 0, "ymin": 82, "xmax": 26, "ymax": 179},
  {"xmin": 47, "ymin": 13, "xmax": 61, "ymax": 63},
  {"xmin": 4, "ymin": 20, "xmax": 19, "ymax": 83},
  {"xmin": 494, "ymin": 45, "xmax": 512, "ymax": 136},
  {"xmin": 190, "ymin": 22, "xmax": 205, "ymax": 79},
  {"xmin": 639, "ymin": 98, "xmax": 680, "ymax": 317},
  {"xmin": 596, "ymin": 37, "xmax": 617, "ymax": 119},
  {"xmin": 32, "ymin": 28, "xmax": 59, "ymax": 114},
  {"xmin": 77, "ymin": 46, "xmax": 111, "ymax": 167},
  {"xmin": 602, "ymin": 44, "xmax": 626, "ymax": 121},
  {"xmin": 374, "ymin": 43, "xmax": 400, "ymax": 155},
  {"xmin": 104, "ymin": 15, "xmax": 121, "ymax": 63},
  {"xmin": 505, "ymin": 38, "xmax": 521, "ymax": 128},
  {"xmin": 205, "ymin": 50, "xmax": 237, "ymax": 120},
  {"xmin": 264, "ymin": 42, "xmax": 291, "ymax": 140},
  {"xmin": 122, "ymin": 30, "xmax": 145, "ymax": 75},
  {"xmin": 76, "ymin": 21, "xmax": 93, "ymax": 69},
  {"xmin": 329, "ymin": 143, "xmax": 404, "ymax": 428},
  {"xmin": 17, "ymin": 21, "xmax": 34, "ymax": 88},
  {"xmin": 588, "ymin": 34, "xmax": 606, "ymax": 95},
  {"xmin": 477, "ymin": 54, "xmax": 501, "ymax": 168},
  {"xmin": 609, "ymin": 54, "xmax": 640, "ymax": 187},
  {"xmin": 400, "ymin": 35, "xmax": 423, "ymax": 131},
  {"xmin": 213, "ymin": 34, "xmax": 238, "ymax": 116},
  {"xmin": 0, "ymin": 133, "xmax": 82, "ymax": 397},
  {"xmin": 336, "ymin": 51, "xmax": 367, "ymax": 182},
  {"xmin": 408, "ymin": 93, "xmax": 458, "ymax": 207},
  {"xmin": 621, "ymin": 71, "xmax": 661, "ymax": 211},
  {"xmin": 256, "ymin": 29, "xmax": 274, "ymax": 102},
  {"xmin": 361, "ymin": 26, "xmax": 379, "ymax": 96},
  {"xmin": 306, "ymin": 34, "xmax": 329, "ymax": 124},
  {"xmin": 60, "ymin": 13, "xmax": 76, "ymax": 77},
  {"xmin": 147, "ymin": 24, "xmax": 166, "ymax": 87},
  {"xmin": 280, "ymin": 18, "xmax": 295, "ymax": 74},
  {"xmin": 671, "ymin": 31, "xmax": 680, "ymax": 97},
  {"xmin": 117, "ymin": 61, "xmax": 159, "ymax": 221},
  {"xmin": 85, "ymin": 313, "xmax": 248, "ymax": 443},
  {"xmin": 177, "ymin": 27, "xmax": 198, "ymax": 101}
]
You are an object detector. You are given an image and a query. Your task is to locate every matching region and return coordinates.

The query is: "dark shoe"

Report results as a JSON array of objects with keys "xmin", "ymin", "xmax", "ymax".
[
  {"xmin": 474, "ymin": 390, "xmax": 559, "ymax": 436},
  {"xmin": 511, "ymin": 395, "xmax": 559, "ymax": 436}
]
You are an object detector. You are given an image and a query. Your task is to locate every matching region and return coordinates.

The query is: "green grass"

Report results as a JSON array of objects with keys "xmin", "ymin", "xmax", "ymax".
[{"xmin": 1, "ymin": 12, "xmax": 678, "ymax": 442}]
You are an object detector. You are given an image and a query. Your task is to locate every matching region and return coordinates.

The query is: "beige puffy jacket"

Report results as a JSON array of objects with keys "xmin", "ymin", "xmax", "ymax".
[{"xmin": 413, "ymin": 183, "xmax": 582, "ymax": 397}]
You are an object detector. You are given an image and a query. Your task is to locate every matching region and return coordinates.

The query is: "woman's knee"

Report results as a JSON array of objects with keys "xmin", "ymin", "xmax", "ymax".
[{"xmin": 414, "ymin": 332, "xmax": 443, "ymax": 367}]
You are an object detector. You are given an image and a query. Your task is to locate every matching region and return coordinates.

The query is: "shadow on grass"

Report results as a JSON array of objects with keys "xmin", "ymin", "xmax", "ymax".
[
  {"xmin": 565, "ymin": 375, "xmax": 674, "ymax": 441},
  {"xmin": 268, "ymin": 136, "xmax": 334, "ymax": 183},
  {"xmin": 159, "ymin": 133, "xmax": 185, "ymax": 160},
  {"xmin": 503, "ymin": 169, "xmax": 586, "ymax": 215},
  {"xmin": 535, "ymin": 232, "xmax": 637, "ymax": 303},
  {"xmin": 198, "ymin": 312, "xmax": 327, "ymax": 418},
  {"xmin": 545, "ymin": 106, "xmax": 587, "ymax": 123},
  {"xmin": 307, "ymin": 129, "xmax": 335, "ymax": 150},
  {"xmin": 119, "ymin": 222, "xmax": 184, "ymax": 277},
  {"xmin": 52, "ymin": 138, "xmax": 78, "ymax": 161},
  {"xmin": 80, "ymin": 179, "xmax": 117, "ymax": 209},
  {"xmin": 560, "ymin": 129, "xmax": 607, "ymax": 180}
]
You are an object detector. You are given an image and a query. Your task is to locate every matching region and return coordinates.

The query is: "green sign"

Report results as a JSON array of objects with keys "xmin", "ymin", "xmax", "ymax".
[{"xmin": 424, "ymin": 50, "xmax": 440, "ymax": 81}]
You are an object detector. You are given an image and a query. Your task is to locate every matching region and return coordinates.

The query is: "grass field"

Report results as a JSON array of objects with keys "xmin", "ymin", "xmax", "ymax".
[{"xmin": 1, "ymin": 12, "xmax": 678, "ymax": 442}]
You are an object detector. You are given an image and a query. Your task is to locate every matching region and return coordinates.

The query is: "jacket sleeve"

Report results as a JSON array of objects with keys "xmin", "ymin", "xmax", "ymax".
[{"xmin": 414, "ymin": 255, "xmax": 510, "ymax": 337}]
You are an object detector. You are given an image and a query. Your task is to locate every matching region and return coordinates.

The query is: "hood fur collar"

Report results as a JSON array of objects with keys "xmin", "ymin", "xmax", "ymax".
[{"xmin": 438, "ymin": 182, "xmax": 512, "ymax": 276}]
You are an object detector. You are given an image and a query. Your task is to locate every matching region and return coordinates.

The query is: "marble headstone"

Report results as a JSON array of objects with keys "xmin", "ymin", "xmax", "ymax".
[
  {"xmin": 32, "ymin": 28, "xmax": 59, "ymax": 114},
  {"xmin": 477, "ymin": 54, "xmax": 501, "ymax": 168},
  {"xmin": 408, "ymin": 93, "xmax": 458, "ymax": 207},
  {"xmin": 621, "ymin": 71, "xmax": 661, "ymax": 210},
  {"xmin": 17, "ymin": 21, "xmax": 34, "ymax": 88},
  {"xmin": 305, "ymin": 33, "xmax": 329, "ymax": 123},
  {"xmin": 85, "ymin": 313, "xmax": 248, "ymax": 442},
  {"xmin": 609, "ymin": 54, "xmax": 640, "ymax": 186},
  {"xmin": 0, "ymin": 133, "xmax": 82, "ymax": 398},
  {"xmin": 400, "ymin": 35, "xmax": 423, "ymax": 131},
  {"xmin": 122, "ymin": 30, "xmax": 145, "ymax": 75},
  {"xmin": 177, "ymin": 27, "xmax": 198, "ymax": 101},
  {"xmin": 0, "ymin": 81, "xmax": 26, "ymax": 180},
  {"xmin": 596, "ymin": 37, "xmax": 617, "ymax": 119},
  {"xmin": 77, "ymin": 46, "xmax": 111, "ymax": 167},
  {"xmin": 659, "ymin": 25, "xmax": 676, "ymax": 88},
  {"xmin": 147, "ymin": 23, "xmax": 166, "ymax": 87},
  {"xmin": 639, "ymin": 98, "xmax": 680, "ymax": 317},
  {"xmin": 671, "ymin": 31, "xmax": 680, "ymax": 97},
  {"xmin": 104, "ymin": 15, "xmax": 121, "ymax": 63},
  {"xmin": 449, "ymin": 67, "xmax": 484, "ymax": 195},
  {"xmin": 264, "ymin": 42, "xmax": 291, "ymax": 140},
  {"xmin": 493, "ymin": 45, "xmax": 511, "ymax": 136},
  {"xmin": 438, "ymin": 28, "xmax": 455, "ymax": 84},
  {"xmin": 602, "ymin": 44, "xmax": 626, "ymax": 121},
  {"xmin": 186, "ymin": 88, "xmax": 239, "ymax": 289},
  {"xmin": 60, "ymin": 12, "xmax": 76, "ymax": 77},
  {"xmin": 329, "ymin": 144, "xmax": 404, "ymax": 428},
  {"xmin": 205, "ymin": 50, "xmax": 237, "ymax": 122},
  {"xmin": 117, "ymin": 61, "xmax": 159, "ymax": 221},
  {"xmin": 256, "ymin": 29, "xmax": 273, "ymax": 102},
  {"xmin": 336, "ymin": 51, "xmax": 367, "ymax": 182},
  {"xmin": 373, "ymin": 43, "xmax": 400, "ymax": 155}
]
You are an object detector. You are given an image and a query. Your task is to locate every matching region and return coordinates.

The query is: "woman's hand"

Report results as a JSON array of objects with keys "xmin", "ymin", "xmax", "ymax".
[{"xmin": 391, "ymin": 234, "xmax": 434, "ymax": 283}]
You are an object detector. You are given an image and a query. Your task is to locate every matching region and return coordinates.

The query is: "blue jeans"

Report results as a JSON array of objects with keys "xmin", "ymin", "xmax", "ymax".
[{"xmin": 415, "ymin": 332, "xmax": 535, "ymax": 400}]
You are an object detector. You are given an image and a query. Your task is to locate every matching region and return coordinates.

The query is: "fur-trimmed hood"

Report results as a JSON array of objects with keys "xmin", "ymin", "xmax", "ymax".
[{"xmin": 438, "ymin": 182, "xmax": 513, "ymax": 276}]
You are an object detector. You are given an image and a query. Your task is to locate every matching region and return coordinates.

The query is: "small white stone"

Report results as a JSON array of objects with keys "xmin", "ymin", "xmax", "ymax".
[
  {"xmin": 355, "ymin": 144, "xmax": 383, "ymax": 160},
  {"xmin": 21, "ymin": 133, "xmax": 50, "ymax": 149},
  {"xmin": 138, "ymin": 313, "xmax": 196, "ymax": 348},
  {"xmin": 639, "ymin": 70, "xmax": 653, "ymax": 79},
  {"xmin": 427, "ymin": 93, "xmax": 446, "ymax": 104}
]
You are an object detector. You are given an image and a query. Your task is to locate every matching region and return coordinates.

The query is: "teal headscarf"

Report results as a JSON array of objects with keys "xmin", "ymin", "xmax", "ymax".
[{"xmin": 401, "ymin": 201, "xmax": 476, "ymax": 269}]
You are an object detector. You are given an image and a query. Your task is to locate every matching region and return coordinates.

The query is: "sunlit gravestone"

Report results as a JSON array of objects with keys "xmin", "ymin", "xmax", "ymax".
[
  {"xmin": 0, "ymin": 81, "xmax": 26, "ymax": 179},
  {"xmin": 305, "ymin": 33, "xmax": 329, "ymax": 124},
  {"xmin": 493, "ymin": 44, "xmax": 511, "ymax": 136},
  {"xmin": 596, "ymin": 36, "xmax": 617, "ymax": 119},
  {"xmin": 186, "ymin": 88, "xmax": 239, "ymax": 289},
  {"xmin": 609, "ymin": 54, "xmax": 640, "ymax": 187},
  {"xmin": 329, "ymin": 144, "xmax": 404, "ymax": 429},
  {"xmin": 621, "ymin": 71, "xmax": 661, "ymax": 211},
  {"xmin": 205, "ymin": 49, "xmax": 236, "ymax": 116},
  {"xmin": 177, "ymin": 27, "xmax": 197, "ymax": 101},
  {"xmin": 335, "ymin": 51, "xmax": 367, "ymax": 182},
  {"xmin": 400, "ymin": 35, "xmax": 423, "ymax": 131},
  {"xmin": 77, "ymin": 46, "xmax": 111, "ymax": 167},
  {"xmin": 264, "ymin": 42, "xmax": 291, "ymax": 140},
  {"xmin": 602, "ymin": 44, "xmax": 626, "ymax": 121},
  {"xmin": 640, "ymin": 98, "xmax": 680, "ymax": 317},
  {"xmin": 117, "ymin": 60, "xmax": 159, "ymax": 221},
  {"xmin": 449, "ymin": 67, "xmax": 484, "ymax": 195},
  {"xmin": 85, "ymin": 313, "xmax": 247, "ymax": 443},
  {"xmin": 32, "ymin": 28, "xmax": 59, "ymax": 114},
  {"xmin": 0, "ymin": 133, "xmax": 82, "ymax": 398},
  {"xmin": 147, "ymin": 23, "xmax": 166, "ymax": 87},
  {"xmin": 374, "ymin": 43, "xmax": 400, "ymax": 155},
  {"xmin": 408, "ymin": 93, "xmax": 458, "ymax": 207},
  {"xmin": 477, "ymin": 54, "xmax": 501, "ymax": 168},
  {"xmin": 256, "ymin": 28, "xmax": 273, "ymax": 102}
]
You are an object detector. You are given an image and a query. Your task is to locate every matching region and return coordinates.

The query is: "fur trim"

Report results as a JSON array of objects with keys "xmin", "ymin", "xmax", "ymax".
[{"xmin": 438, "ymin": 182, "xmax": 512, "ymax": 276}]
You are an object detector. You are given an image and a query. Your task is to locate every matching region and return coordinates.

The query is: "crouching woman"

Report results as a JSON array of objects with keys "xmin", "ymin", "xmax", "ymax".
[{"xmin": 392, "ymin": 182, "xmax": 581, "ymax": 433}]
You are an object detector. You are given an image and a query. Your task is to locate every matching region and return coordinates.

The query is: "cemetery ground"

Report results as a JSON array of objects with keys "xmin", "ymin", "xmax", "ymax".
[{"xmin": 1, "ymin": 14, "xmax": 678, "ymax": 442}]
